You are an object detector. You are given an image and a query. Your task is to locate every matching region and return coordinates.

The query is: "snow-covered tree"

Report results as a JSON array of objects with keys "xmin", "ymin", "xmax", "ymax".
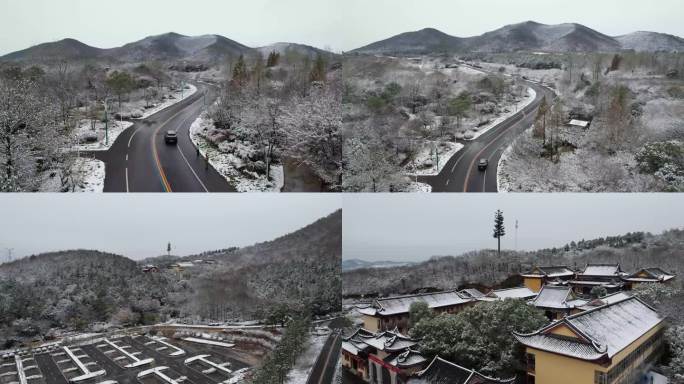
[
  {"xmin": 411, "ymin": 299, "xmax": 548, "ymax": 377},
  {"xmin": 0, "ymin": 78, "xmax": 59, "ymax": 191}
]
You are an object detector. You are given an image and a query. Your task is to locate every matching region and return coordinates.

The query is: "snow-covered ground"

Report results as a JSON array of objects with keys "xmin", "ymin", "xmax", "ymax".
[
  {"xmin": 461, "ymin": 87, "xmax": 536, "ymax": 141},
  {"xmin": 189, "ymin": 116, "xmax": 284, "ymax": 192},
  {"xmin": 39, "ymin": 158, "xmax": 105, "ymax": 193},
  {"xmin": 406, "ymin": 141, "xmax": 464, "ymax": 176},
  {"xmin": 285, "ymin": 334, "xmax": 327, "ymax": 384},
  {"xmin": 182, "ymin": 337, "xmax": 235, "ymax": 348},
  {"xmin": 403, "ymin": 181, "xmax": 432, "ymax": 193},
  {"xmin": 73, "ymin": 120, "xmax": 133, "ymax": 152},
  {"xmin": 73, "ymin": 84, "xmax": 197, "ymax": 152}
]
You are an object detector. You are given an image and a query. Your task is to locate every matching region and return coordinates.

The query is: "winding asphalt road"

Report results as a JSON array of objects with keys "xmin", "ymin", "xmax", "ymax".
[
  {"xmin": 92, "ymin": 83, "xmax": 235, "ymax": 192},
  {"xmin": 307, "ymin": 332, "xmax": 342, "ymax": 384},
  {"xmin": 418, "ymin": 70, "xmax": 556, "ymax": 193}
]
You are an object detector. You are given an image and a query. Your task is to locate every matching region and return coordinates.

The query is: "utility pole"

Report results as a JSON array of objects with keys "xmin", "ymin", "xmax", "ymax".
[
  {"xmin": 103, "ymin": 99, "xmax": 109, "ymax": 146},
  {"xmin": 515, "ymin": 220, "xmax": 519, "ymax": 251}
]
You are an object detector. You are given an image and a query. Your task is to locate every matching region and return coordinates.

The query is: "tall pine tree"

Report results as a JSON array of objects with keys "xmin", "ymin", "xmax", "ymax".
[{"xmin": 493, "ymin": 209, "xmax": 505, "ymax": 257}]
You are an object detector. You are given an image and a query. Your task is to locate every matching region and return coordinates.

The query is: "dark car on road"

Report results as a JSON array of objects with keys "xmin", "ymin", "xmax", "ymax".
[
  {"xmin": 478, "ymin": 158, "xmax": 489, "ymax": 171},
  {"xmin": 164, "ymin": 130, "xmax": 178, "ymax": 145}
]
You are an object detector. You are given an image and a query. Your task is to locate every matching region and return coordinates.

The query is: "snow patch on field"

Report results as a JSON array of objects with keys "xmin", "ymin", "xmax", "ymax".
[
  {"xmin": 39, "ymin": 158, "xmax": 105, "ymax": 193},
  {"xmin": 463, "ymin": 87, "xmax": 536, "ymax": 141},
  {"xmin": 189, "ymin": 116, "xmax": 284, "ymax": 192},
  {"xmin": 73, "ymin": 120, "xmax": 133, "ymax": 151},
  {"xmin": 285, "ymin": 335, "xmax": 327, "ymax": 384},
  {"xmin": 404, "ymin": 182, "xmax": 432, "ymax": 193},
  {"xmin": 406, "ymin": 141, "xmax": 464, "ymax": 176}
]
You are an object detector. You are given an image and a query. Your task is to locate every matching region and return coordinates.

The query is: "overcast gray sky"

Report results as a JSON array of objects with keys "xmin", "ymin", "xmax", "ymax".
[
  {"xmin": 0, "ymin": 194, "xmax": 340, "ymax": 260},
  {"xmin": 1, "ymin": 0, "xmax": 683, "ymax": 55},
  {"xmin": 343, "ymin": 194, "xmax": 684, "ymax": 263}
]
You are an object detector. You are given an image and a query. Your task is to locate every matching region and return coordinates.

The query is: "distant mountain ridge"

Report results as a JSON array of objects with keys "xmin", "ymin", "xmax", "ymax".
[
  {"xmin": 1, "ymin": 32, "xmax": 334, "ymax": 64},
  {"xmin": 342, "ymin": 258, "xmax": 416, "ymax": 271},
  {"xmin": 352, "ymin": 21, "xmax": 684, "ymax": 54}
]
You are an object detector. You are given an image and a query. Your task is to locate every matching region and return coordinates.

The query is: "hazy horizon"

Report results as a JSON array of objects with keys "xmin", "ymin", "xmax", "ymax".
[
  {"xmin": 343, "ymin": 194, "xmax": 684, "ymax": 263},
  {"xmin": 1, "ymin": 0, "xmax": 683, "ymax": 55},
  {"xmin": 0, "ymin": 194, "xmax": 340, "ymax": 261}
]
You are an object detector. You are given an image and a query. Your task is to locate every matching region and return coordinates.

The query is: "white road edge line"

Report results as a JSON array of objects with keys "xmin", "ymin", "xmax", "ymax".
[
  {"xmin": 127, "ymin": 128, "xmax": 139, "ymax": 148},
  {"xmin": 125, "ymin": 168, "xmax": 130, "ymax": 193},
  {"xmin": 175, "ymin": 106, "xmax": 209, "ymax": 192},
  {"xmin": 177, "ymin": 146, "xmax": 209, "ymax": 193}
]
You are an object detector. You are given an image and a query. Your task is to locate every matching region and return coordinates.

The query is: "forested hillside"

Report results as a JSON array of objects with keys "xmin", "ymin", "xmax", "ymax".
[
  {"xmin": 343, "ymin": 229, "xmax": 684, "ymax": 296},
  {"xmin": 0, "ymin": 211, "xmax": 342, "ymax": 348},
  {"xmin": 187, "ymin": 210, "xmax": 342, "ymax": 319},
  {"xmin": 0, "ymin": 250, "xmax": 183, "ymax": 347}
]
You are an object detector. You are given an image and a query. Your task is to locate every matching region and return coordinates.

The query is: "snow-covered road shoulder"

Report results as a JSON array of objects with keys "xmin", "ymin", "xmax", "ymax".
[
  {"xmin": 463, "ymin": 87, "xmax": 536, "ymax": 141},
  {"xmin": 189, "ymin": 115, "xmax": 284, "ymax": 192},
  {"xmin": 406, "ymin": 141, "xmax": 464, "ymax": 177}
]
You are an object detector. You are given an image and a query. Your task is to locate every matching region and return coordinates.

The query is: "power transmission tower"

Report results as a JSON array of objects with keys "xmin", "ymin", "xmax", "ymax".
[{"xmin": 515, "ymin": 220, "xmax": 519, "ymax": 251}]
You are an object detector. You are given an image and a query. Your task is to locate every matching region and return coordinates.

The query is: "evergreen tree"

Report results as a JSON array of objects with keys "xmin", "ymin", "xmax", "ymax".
[
  {"xmin": 231, "ymin": 54, "xmax": 249, "ymax": 87},
  {"xmin": 534, "ymin": 96, "xmax": 549, "ymax": 146},
  {"xmin": 493, "ymin": 210, "xmax": 505, "ymax": 257},
  {"xmin": 310, "ymin": 53, "xmax": 326, "ymax": 82},
  {"xmin": 266, "ymin": 51, "xmax": 280, "ymax": 67}
]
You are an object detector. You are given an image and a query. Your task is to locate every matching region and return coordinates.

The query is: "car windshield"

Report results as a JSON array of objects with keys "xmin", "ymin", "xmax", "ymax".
[{"xmin": 167, "ymin": 131, "xmax": 176, "ymax": 135}]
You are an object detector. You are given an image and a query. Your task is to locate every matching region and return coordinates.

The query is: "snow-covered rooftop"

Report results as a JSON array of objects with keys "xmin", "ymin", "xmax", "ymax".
[
  {"xmin": 410, "ymin": 356, "xmax": 515, "ymax": 384},
  {"xmin": 578, "ymin": 292, "xmax": 632, "ymax": 311},
  {"xmin": 579, "ymin": 264, "xmax": 624, "ymax": 277},
  {"xmin": 386, "ymin": 349, "xmax": 428, "ymax": 369},
  {"xmin": 515, "ymin": 297, "xmax": 663, "ymax": 361},
  {"xmin": 344, "ymin": 328, "xmax": 419, "ymax": 353},
  {"xmin": 369, "ymin": 291, "xmax": 472, "ymax": 316},
  {"xmin": 624, "ymin": 268, "xmax": 676, "ymax": 282},
  {"xmin": 488, "ymin": 287, "xmax": 537, "ymax": 300},
  {"xmin": 522, "ymin": 266, "xmax": 575, "ymax": 278},
  {"xmin": 529, "ymin": 286, "xmax": 587, "ymax": 310}
]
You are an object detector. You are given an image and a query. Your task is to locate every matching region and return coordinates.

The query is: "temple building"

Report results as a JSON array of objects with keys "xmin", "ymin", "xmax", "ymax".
[
  {"xmin": 513, "ymin": 296, "xmax": 665, "ymax": 384},
  {"xmin": 522, "ymin": 266, "xmax": 575, "ymax": 292},
  {"xmin": 528, "ymin": 285, "xmax": 587, "ymax": 320},
  {"xmin": 342, "ymin": 328, "xmax": 426, "ymax": 384},
  {"xmin": 357, "ymin": 291, "xmax": 475, "ymax": 333},
  {"xmin": 623, "ymin": 268, "xmax": 676, "ymax": 289},
  {"xmin": 408, "ymin": 356, "xmax": 516, "ymax": 384},
  {"xmin": 569, "ymin": 263, "xmax": 627, "ymax": 295}
]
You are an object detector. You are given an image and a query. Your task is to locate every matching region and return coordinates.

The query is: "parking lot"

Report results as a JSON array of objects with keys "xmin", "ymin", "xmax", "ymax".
[{"xmin": 0, "ymin": 333, "xmax": 253, "ymax": 384}]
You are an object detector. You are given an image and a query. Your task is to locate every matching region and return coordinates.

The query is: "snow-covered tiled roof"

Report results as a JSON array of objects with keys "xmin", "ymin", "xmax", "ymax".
[
  {"xmin": 386, "ymin": 349, "xmax": 428, "ymax": 368},
  {"xmin": 488, "ymin": 287, "xmax": 537, "ymax": 300},
  {"xmin": 522, "ymin": 266, "xmax": 575, "ymax": 278},
  {"xmin": 513, "ymin": 333, "xmax": 607, "ymax": 361},
  {"xmin": 578, "ymin": 292, "xmax": 632, "ymax": 311},
  {"xmin": 459, "ymin": 288, "xmax": 486, "ymax": 299},
  {"xmin": 529, "ymin": 286, "xmax": 587, "ymax": 310},
  {"xmin": 410, "ymin": 356, "xmax": 516, "ymax": 383},
  {"xmin": 580, "ymin": 264, "xmax": 623, "ymax": 277},
  {"xmin": 346, "ymin": 328, "xmax": 420, "ymax": 353},
  {"xmin": 372, "ymin": 291, "xmax": 472, "ymax": 316},
  {"xmin": 569, "ymin": 280, "xmax": 623, "ymax": 288},
  {"xmin": 515, "ymin": 297, "xmax": 663, "ymax": 361},
  {"xmin": 624, "ymin": 268, "xmax": 676, "ymax": 282}
]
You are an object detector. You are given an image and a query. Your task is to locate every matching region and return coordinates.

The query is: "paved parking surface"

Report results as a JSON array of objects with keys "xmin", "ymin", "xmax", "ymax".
[{"xmin": 0, "ymin": 334, "xmax": 254, "ymax": 384}]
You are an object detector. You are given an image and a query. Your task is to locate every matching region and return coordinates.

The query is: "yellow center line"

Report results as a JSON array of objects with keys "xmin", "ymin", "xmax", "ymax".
[{"xmin": 150, "ymin": 92, "xmax": 202, "ymax": 193}]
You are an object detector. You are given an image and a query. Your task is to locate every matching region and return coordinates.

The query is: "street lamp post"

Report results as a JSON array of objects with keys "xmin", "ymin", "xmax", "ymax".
[{"xmin": 103, "ymin": 99, "xmax": 109, "ymax": 146}]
